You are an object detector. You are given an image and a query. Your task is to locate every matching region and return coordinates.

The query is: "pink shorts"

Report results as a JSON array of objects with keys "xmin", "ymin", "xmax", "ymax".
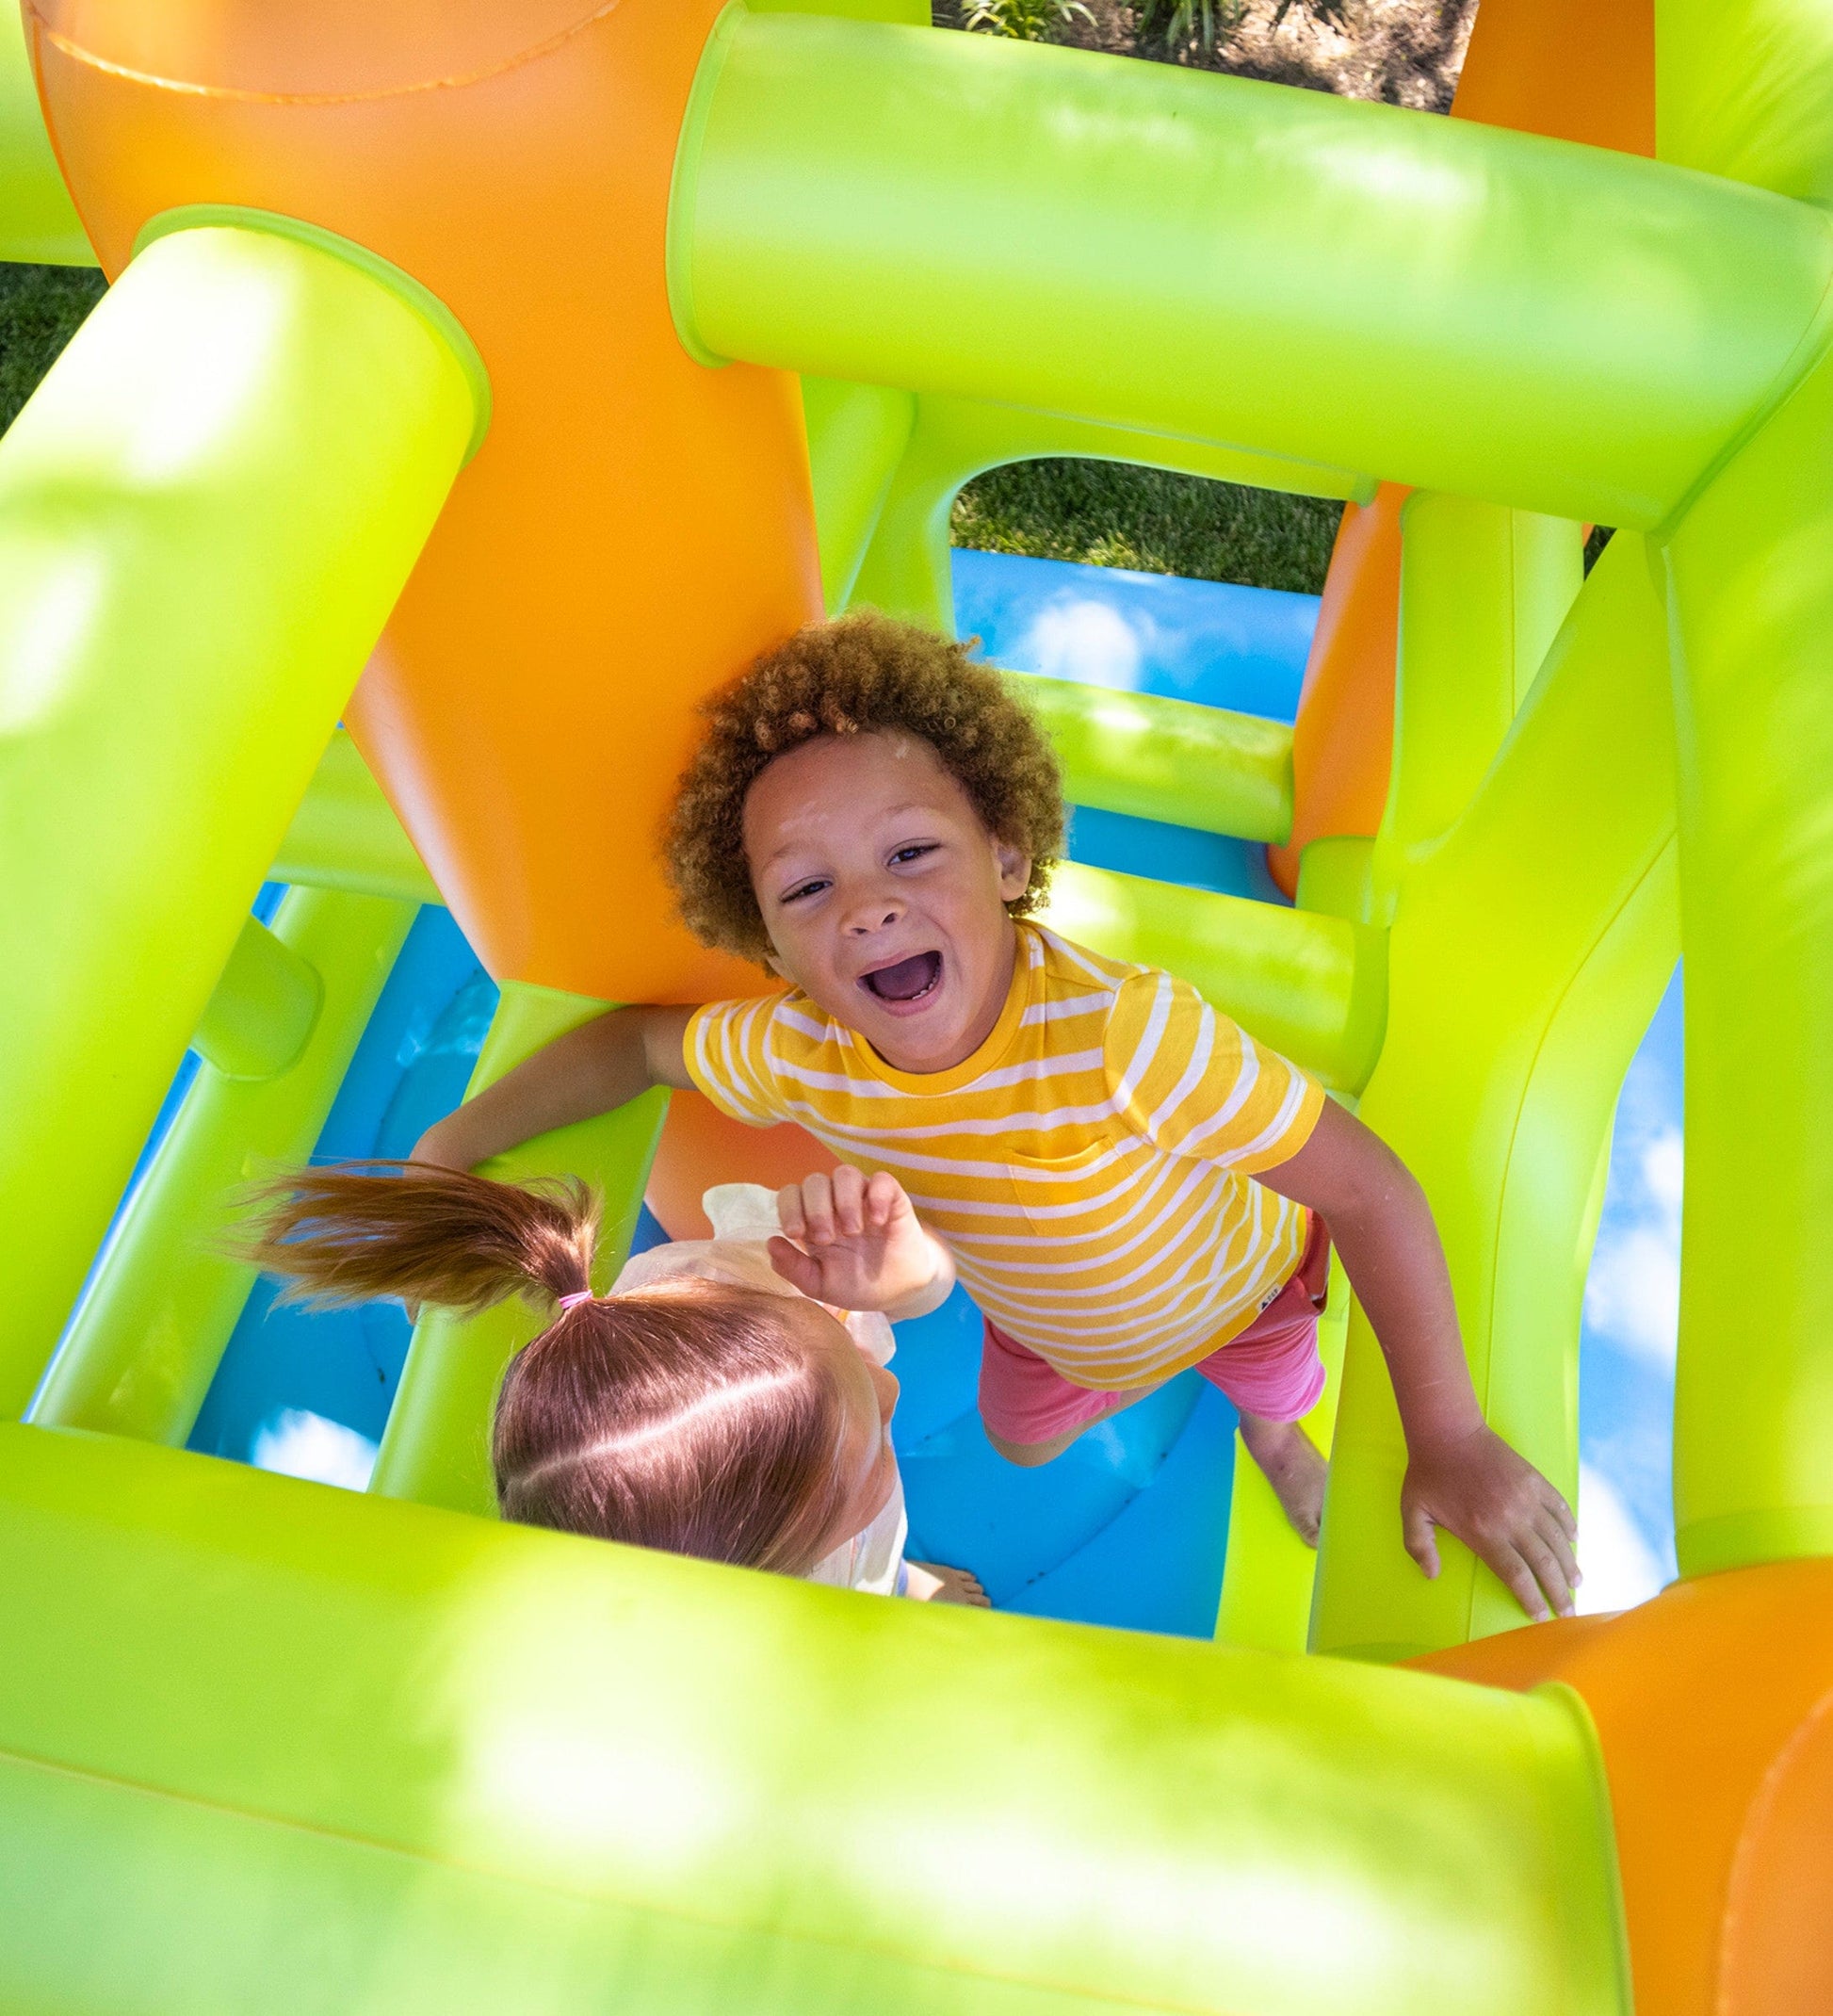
[{"xmin": 979, "ymin": 1212, "xmax": 1331, "ymax": 1446}]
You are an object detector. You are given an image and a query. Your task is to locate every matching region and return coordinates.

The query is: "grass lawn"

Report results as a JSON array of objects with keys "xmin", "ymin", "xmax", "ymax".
[
  {"xmin": 0, "ymin": 262, "xmax": 105, "ymax": 431},
  {"xmin": 951, "ymin": 460, "xmax": 1343, "ymax": 594}
]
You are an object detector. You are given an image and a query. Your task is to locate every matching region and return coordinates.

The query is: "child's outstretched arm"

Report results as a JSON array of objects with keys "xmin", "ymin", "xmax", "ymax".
[
  {"xmin": 1257, "ymin": 1097, "xmax": 1581, "ymax": 1622},
  {"xmin": 771, "ymin": 1168, "xmax": 955, "ymax": 1323},
  {"xmin": 412, "ymin": 1005, "xmax": 697, "ymax": 1172}
]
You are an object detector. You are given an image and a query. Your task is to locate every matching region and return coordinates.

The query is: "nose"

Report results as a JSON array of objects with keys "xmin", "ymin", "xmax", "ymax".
[
  {"xmin": 871, "ymin": 1362, "xmax": 900, "ymax": 1428},
  {"xmin": 839, "ymin": 873, "xmax": 905, "ymax": 937}
]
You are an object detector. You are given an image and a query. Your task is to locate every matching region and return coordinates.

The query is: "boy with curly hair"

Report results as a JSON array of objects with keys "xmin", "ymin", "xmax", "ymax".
[{"xmin": 417, "ymin": 611, "xmax": 1580, "ymax": 1620}]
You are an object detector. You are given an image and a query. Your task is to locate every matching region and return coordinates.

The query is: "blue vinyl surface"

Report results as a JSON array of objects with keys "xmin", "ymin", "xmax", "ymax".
[
  {"xmin": 149, "ymin": 546, "xmax": 1680, "ymax": 1630},
  {"xmin": 189, "ymin": 906, "xmax": 498, "ymax": 1467},
  {"xmin": 958, "ymin": 547, "xmax": 1306, "ymax": 907},
  {"xmin": 951, "ymin": 547, "xmax": 1319, "ymax": 718},
  {"xmin": 175, "ymin": 551, "xmax": 1301, "ymax": 1634}
]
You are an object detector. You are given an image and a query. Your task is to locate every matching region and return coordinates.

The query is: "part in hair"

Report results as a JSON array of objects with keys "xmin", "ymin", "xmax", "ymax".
[{"xmin": 235, "ymin": 1162, "xmax": 852, "ymax": 1574}]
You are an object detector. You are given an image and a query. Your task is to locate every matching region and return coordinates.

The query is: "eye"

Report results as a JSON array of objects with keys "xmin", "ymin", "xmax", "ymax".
[
  {"xmin": 889, "ymin": 843, "xmax": 938, "ymax": 868},
  {"xmin": 779, "ymin": 877, "xmax": 830, "ymax": 905}
]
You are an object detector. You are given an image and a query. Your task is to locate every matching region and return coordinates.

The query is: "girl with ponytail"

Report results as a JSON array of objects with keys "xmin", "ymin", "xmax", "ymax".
[{"xmin": 238, "ymin": 1161, "xmax": 986, "ymax": 1601}]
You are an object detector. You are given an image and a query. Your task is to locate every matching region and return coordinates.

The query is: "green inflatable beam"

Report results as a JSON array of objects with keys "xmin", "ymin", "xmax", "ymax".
[
  {"xmin": 1649, "ymin": 0, "xmax": 1833, "ymax": 1582},
  {"xmin": 1039, "ymin": 860, "xmax": 1386, "ymax": 1096},
  {"xmin": 1367, "ymin": 501, "xmax": 1582, "ymax": 918},
  {"xmin": 1007, "ymin": 671, "xmax": 1294, "ymax": 845},
  {"xmin": 271, "ymin": 728, "xmax": 444, "ymax": 907},
  {"xmin": 1664, "ymin": 348, "xmax": 1833, "ymax": 1575},
  {"xmin": 673, "ymin": 8, "xmax": 1833, "ymax": 529},
  {"xmin": 0, "ymin": 217, "xmax": 480, "ymax": 1419},
  {"xmin": 800, "ymin": 377, "xmax": 917, "ymax": 612},
  {"xmin": 0, "ymin": 1422, "xmax": 1629, "ymax": 2015},
  {"xmin": 29, "ymin": 888, "xmax": 417, "ymax": 1446},
  {"xmin": 823, "ymin": 386, "xmax": 1364, "ymax": 633},
  {"xmin": 1656, "ymin": 0, "xmax": 1833, "ymax": 206},
  {"xmin": 1214, "ymin": 1253, "xmax": 1351, "ymax": 1652},
  {"xmin": 1313, "ymin": 528, "xmax": 1679, "ymax": 1659}
]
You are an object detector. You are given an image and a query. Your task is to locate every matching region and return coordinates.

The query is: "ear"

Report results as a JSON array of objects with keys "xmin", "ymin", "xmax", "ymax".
[
  {"xmin": 764, "ymin": 952, "xmax": 788, "ymax": 981},
  {"xmin": 994, "ymin": 838, "xmax": 1032, "ymax": 903}
]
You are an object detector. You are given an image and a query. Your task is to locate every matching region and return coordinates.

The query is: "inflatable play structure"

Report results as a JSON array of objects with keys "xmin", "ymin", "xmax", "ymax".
[{"xmin": 2, "ymin": 0, "xmax": 1830, "ymax": 2007}]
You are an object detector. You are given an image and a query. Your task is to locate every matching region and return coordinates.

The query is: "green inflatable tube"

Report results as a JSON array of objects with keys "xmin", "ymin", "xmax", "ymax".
[
  {"xmin": 799, "ymin": 377, "xmax": 916, "ymax": 611},
  {"xmin": 1656, "ymin": 0, "xmax": 1833, "ymax": 205},
  {"xmin": 1368, "ymin": 500, "xmax": 1582, "ymax": 914},
  {"xmin": 1007, "ymin": 671, "xmax": 1294, "ymax": 846},
  {"xmin": 831, "ymin": 388, "xmax": 1366, "ymax": 634},
  {"xmin": 28, "ymin": 888, "xmax": 418, "ymax": 1446},
  {"xmin": 0, "ymin": 1423, "xmax": 1628, "ymax": 2014},
  {"xmin": 1663, "ymin": 348, "xmax": 1833, "ymax": 1576},
  {"xmin": 1312, "ymin": 528, "xmax": 1679, "ymax": 1659},
  {"xmin": 1207, "ymin": 464, "xmax": 1551, "ymax": 1645},
  {"xmin": 0, "ymin": 218, "xmax": 480, "ymax": 1419},
  {"xmin": 1215, "ymin": 1254, "xmax": 1350, "ymax": 1652},
  {"xmin": 1646, "ymin": 0, "xmax": 1833, "ymax": 1581},
  {"xmin": 1039, "ymin": 860, "xmax": 1387, "ymax": 1096},
  {"xmin": 368, "ymin": 983, "xmax": 670, "ymax": 1518},
  {"xmin": 271, "ymin": 728, "xmax": 444, "ymax": 908},
  {"xmin": 673, "ymin": 8, "xmax": 1833, "ymax": 529}
]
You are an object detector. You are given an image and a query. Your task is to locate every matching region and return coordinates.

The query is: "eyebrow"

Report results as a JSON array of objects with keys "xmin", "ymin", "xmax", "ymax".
[{"xmin": 757, "ymin": 804, "xmax": 947, "ymax": 873}]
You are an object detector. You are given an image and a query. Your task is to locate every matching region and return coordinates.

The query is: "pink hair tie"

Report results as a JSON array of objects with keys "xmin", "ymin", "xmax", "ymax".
[{"xmin": 556, "ymin": 1290, "xmax": 596, "ymax": 1311}]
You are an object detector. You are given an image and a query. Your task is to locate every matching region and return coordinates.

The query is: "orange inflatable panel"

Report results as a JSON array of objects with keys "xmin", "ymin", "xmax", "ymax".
[
  {"xmin": 647, "ymin": 1089, "xmax": 835, "ymax": 1243},
  {"xmin": 1267, "ymin": 482, "xmax": 1404, "ymax": 897},
  {"xmin": 1452, "ymin": 0, "xmax": 1655, "ymax": 156},
  {"xmin": 1413, "ymin": 1560, "xmax": 1833, "ymax": 2016},
  {"xmin": 30, "ymin": 0, "xmax": 822, "ymax": 1007}
]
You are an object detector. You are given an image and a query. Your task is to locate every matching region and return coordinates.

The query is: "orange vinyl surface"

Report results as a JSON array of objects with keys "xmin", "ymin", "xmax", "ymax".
[
  {"xmin": 1413, "ymin": 1561, "xmax": 1833, "ymax": 2016},
  {"xmin": 29, "ymin": 0, "xmax": 823, "ymax": 1007},
  {"xmin": 1452, "ymin": 0, "xmax": 1655, "ymax": 156},
  {"xmin": 1267, "ymin": 482, "xmax": 1404, "ymax": 896},
  {"xmin": 646, "ymin": 1086, "xmax": 836, "ymax": 1243}
]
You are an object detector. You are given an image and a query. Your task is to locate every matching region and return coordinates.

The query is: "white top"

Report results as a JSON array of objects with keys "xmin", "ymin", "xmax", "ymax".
[{"xmin": 609, "ymin": 1184, "xmax": 908, "ymax": 1596}]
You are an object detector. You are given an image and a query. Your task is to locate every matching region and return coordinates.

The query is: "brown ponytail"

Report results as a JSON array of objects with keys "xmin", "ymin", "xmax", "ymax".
[
  {"xmin": 237, "ymin": 1160, "xmax": 597, "ymax": 1314},
  {"xmin": 238, "ymin": 1162, "xmax": 853, "ymax": 1576}
]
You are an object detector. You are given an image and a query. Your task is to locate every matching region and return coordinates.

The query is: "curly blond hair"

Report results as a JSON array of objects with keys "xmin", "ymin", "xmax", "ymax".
[{"xmin": 665, "ymin": 610, "xmax": 1064, "ymax": 962}]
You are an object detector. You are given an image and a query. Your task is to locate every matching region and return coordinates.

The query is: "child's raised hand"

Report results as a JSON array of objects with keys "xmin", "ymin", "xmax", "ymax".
[
  {"xmin": 1400, "ymin": 1422, "xmax": 1582, "ymax": 1622},
  {"xmin": 769, "ymin": 1167, "xmax": 952, "ymax": 1319}
]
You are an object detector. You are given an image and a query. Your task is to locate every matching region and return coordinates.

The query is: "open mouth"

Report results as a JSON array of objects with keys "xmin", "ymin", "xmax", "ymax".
[{"xmin": 860, "ymin": 951, "xmax": 943, "ymax": 1004}]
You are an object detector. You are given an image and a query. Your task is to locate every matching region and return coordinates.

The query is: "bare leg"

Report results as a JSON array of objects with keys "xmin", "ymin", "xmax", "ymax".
[
  {"xmin": 1238, "ymin": 1410, "xmax": 1327, "ymax": 1546},
  {"xmin": 904, "ymin": 1561, "xmax": 991, "ymax": 1606},
  {"xmin": 984, "ymin": 1384, "xmax": 1160, "ymax": 1468}
]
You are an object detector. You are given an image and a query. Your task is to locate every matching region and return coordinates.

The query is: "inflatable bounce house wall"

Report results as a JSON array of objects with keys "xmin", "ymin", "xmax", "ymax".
[{"xmin": 1, "ymin": 0, "xmax": 1829, "ymax": 2008}]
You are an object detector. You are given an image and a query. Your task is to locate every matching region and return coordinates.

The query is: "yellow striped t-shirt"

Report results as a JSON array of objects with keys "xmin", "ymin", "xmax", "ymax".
[{"xmin": 684, "ymin": 923, "xmax": 1325, "ymax": 1390}]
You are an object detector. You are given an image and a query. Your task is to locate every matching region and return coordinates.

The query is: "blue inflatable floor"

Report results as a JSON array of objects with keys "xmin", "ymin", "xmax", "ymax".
[{"xmin": 179, "ymin": 549, "xmax": 1320, "ymax": 1635}]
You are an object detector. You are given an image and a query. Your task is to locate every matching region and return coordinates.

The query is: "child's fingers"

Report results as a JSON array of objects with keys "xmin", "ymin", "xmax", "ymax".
[
  {"xmin": 865, "ymin": 1169, "xmax": 905, "ymax": 1229},
  {"xmin": 1514, "ymin": 1528, "xmax": 1575, "ymax": 1618},
  {"xmin": 830, "ymin": 1162, "xmax": 866, "ymax": 1238},
  {"xmin": 1539, "ymin": 1506, "xmax": 1582, "ymax": 1595},
  {"xmin": 1547, "ymin": 1487, "xmax": 1580, "ymax": 1544},
  {"xmin": 798, "ymin": 1172, "xmax": 836, "ymax": 1245},
  {"xmin": 775, "ymin": 1181, "xmax": 806, "ymax": 1242},
  {"xmin": 766, "ymin": 1235, "xmax": 822, "ymax": 1297},
  {"xmin": 1401, "ymin": 1500, "xmax": 1441, "ymax": 1581},
  {"xmin": 1490, "ymin": 1542, "xmax": 1555, "ymax": 1623}
]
